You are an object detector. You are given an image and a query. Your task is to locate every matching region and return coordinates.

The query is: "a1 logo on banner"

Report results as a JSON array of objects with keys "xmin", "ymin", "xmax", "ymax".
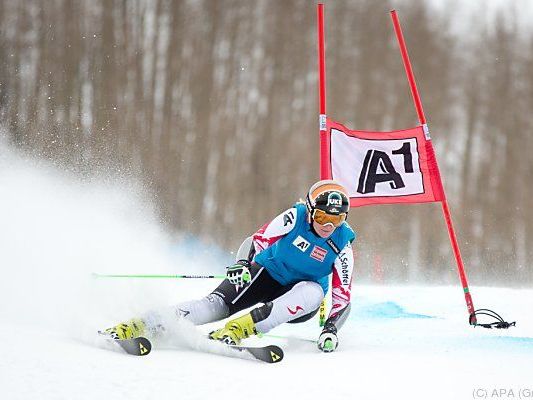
[{"xmin": 331, "ymin": 131, "xmax": 424, "ymax": 197}]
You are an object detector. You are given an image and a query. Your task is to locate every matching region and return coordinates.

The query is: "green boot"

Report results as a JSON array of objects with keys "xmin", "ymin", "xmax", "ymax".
[
  {"xmin": 209, "ymin": 313, "xmax": 257, "ymax": 345},
  {"xmin": 103, "ymin": 318, "xmax": 146, "ymax": 340}
]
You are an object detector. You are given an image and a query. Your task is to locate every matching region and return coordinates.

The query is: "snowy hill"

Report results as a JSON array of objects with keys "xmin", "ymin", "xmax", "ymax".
[
  {"xmin": 2, "ymin": 281, "xmax": 532, "ymax": 400},
  {"xmin": 1, "ymin": 141, "xmax": 532, "ymax": 400}
]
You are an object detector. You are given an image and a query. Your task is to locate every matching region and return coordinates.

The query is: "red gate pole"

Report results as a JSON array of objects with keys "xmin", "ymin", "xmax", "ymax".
[
  {"xmin": 317, "ymin": 3, "xmax": 329, "ymax": 327},
  {"xmin": 390, "ymin": 10, "xmax": 476, "ymax": 323},
  {"xmin": 317, "ymin": 3, "xmax": 330, "ymax": 180}
]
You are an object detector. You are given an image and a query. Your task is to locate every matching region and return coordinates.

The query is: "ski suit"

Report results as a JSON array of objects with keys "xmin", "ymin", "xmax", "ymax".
[{"xmin": 148, "ymin": 203, "xmax": 356, "ymax": 335}]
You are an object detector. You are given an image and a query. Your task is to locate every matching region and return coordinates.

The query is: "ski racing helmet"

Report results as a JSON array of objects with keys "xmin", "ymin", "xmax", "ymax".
[{"xmin": 306, "ymin": 180, "xmax": 350, "ymax": 227}]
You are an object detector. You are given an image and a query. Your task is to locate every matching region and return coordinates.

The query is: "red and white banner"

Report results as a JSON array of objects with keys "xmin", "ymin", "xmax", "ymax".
[{"xmin": 326, "ymin": 118, "xmax": 445, "ymax": 207}]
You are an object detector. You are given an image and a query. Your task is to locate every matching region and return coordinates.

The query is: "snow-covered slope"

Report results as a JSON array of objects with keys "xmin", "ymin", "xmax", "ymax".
[
  {"xmin": 2, "ymin": 284, "xmax": 532, "ymax": 400},
  {"xmin": 1, "ymin": 141, "xmax": 531, "ymax": 400}
]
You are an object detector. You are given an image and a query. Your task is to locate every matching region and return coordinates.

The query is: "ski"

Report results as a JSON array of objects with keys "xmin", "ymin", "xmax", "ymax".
[
  {"xmin": 116, "ymin": 336, "xmax": 152, "ymax": 356},
  {"xmin": 99, "ymin": 333, "xmax": 152, "ymax": 356},
  {"xmin": 97, "ymin": 331, "xmax": 282, "ymax": 362},
  {"xmin": 203, "ymin": 334, "xmax": 284, "ymax": 363},
  {"xmin": 226, "ymin": 344, "xmax": 284, "ymax": 364}
]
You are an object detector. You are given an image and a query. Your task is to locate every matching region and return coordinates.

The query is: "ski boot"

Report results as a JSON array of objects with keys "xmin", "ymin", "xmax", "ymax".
[
  {"xmin": 209, "ymin": 313, "xmax": 257, "ymax": 345},
  {"xmin": 102, "ymin": 318, "xmax": 146, "ymax": 340}
]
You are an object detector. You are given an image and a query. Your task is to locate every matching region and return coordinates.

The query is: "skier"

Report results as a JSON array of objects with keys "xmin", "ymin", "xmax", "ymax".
[{"xmin": 103, "ymin": 180, "xmax": 356, "ymax": 352}]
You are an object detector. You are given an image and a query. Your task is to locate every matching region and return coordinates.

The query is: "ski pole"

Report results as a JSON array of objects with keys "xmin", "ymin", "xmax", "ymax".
[
  {"xmin": 317, "ymin": 3, "xmax": 328, "ymax": 329},
  {"xmin": 92, "ymin": 273, "xmax": 225, "ymax": 279}
]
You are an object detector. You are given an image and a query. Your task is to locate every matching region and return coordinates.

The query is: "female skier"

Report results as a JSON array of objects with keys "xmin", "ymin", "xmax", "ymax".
[{"xmin": 103, "ymin": 179, "xmax": 356, "ymax": 352}]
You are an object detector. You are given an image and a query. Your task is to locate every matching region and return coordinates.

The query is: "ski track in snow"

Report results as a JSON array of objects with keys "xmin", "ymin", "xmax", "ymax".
[{"xmin": 1, "ymin": 140, "xmax": 532, "ymax": 400}]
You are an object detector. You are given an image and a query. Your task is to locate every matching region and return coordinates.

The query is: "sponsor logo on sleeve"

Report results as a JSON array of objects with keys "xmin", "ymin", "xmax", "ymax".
[
  {"xmin": 283, "ymin": 210, "xmax": 295, "ymax": 226},
  {"xmin": 340, "ymin": 251, "xmax": 350, "ymax": 284}
]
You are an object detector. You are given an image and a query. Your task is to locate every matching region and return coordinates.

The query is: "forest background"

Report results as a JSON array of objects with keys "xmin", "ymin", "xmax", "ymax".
[{"xmin": 1, "ymin": 0, "xmax": 532, "ymax": 286}]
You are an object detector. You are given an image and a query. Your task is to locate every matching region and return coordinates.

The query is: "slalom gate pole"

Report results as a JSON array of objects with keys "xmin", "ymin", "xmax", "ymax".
[
  {"xmin": 390, "ymin": 10, "xmax": 477, "ymax": 323},
  {"xmin": 317, "ymin": 3, "xmax": 328, "ymax": 327},
  {"xmin": 93, "ymin": 273, "xmax": 225, "ymax": 280},
  {"xmin": 317, "ymin": 3, "xmax": 329, "ymax": 180}
]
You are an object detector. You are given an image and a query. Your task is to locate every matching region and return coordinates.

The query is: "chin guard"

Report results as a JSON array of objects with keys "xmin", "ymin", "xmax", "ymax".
[{"xmin": 469, "ymin": 309, "xmax": 516, "ymax": 329}]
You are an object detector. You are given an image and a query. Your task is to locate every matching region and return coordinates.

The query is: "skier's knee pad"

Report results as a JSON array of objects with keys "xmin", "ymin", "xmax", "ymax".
[
  {"xmin": 285, "ymin": 281, "xmax": 323, "ymax": 324},
  {"xmin": 292, "ymin": 281, "xmax": 325, "ymax": 311}
]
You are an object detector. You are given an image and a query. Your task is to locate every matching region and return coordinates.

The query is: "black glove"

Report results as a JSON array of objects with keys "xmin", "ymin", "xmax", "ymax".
[{"xmin": 226, "ymin": 260, "xmax": 252, "ymax": 287}]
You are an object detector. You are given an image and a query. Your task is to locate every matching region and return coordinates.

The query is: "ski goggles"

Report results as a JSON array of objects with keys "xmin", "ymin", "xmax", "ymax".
[{"xmin": 311, "ymin": 208, "xmax": 347, "ymax": 227}]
